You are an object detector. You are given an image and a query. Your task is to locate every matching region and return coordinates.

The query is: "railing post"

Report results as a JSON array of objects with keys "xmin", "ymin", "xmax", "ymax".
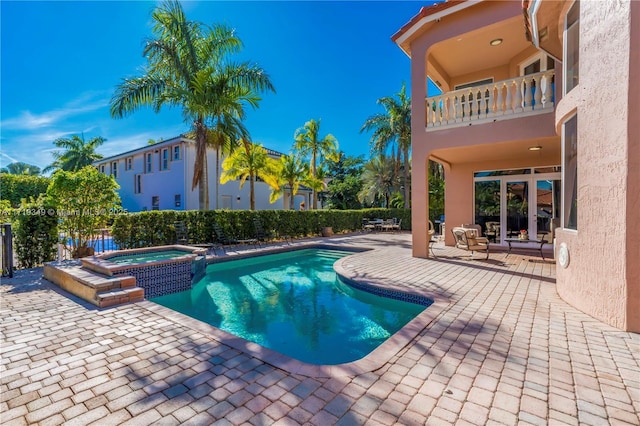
[{"xmin": 2, "ymin": 223, "xmax": 14, "ymax": 278}]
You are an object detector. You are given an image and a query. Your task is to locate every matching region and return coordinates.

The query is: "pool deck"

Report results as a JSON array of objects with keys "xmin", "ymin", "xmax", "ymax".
[{"xmin": 1, "ymin": 232, "xmax": 639, "ymax": 425}]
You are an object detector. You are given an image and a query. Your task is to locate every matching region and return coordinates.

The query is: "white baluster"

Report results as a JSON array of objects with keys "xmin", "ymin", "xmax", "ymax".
[
  {"xmin": 425, "ymin": 98, "xmax": 431, "ymax": 127},
  {"xmin": 522, "ymin": 76, "xmax": 532, "ymax": 111},
  {"xmin": 454, "ymin": 95, "xmax": 461, "ymax": 122},
  {"xmin": 505, "ymin": 82, "xmax": 512, "ymax": 115},
  {"xmin": 435, "ymin": 96, "xmax": 442, "ymax": 126},
  {"xmin": 488, "ymin": 85, "xmax": 496, "ymax": 117},
  {"xmin": 443, "ymin": 95, "xmax": 450, "ymax": 124},
  {"xmin": 515, "ymin": 78, "xmax": 524, "ymax": 112},
  {"xmin": 533, "ymin": 74, "xmax": 542, "ymax": 109},
  {"xmin": 540, "ymin": 73, "xmax": 549, "ymax": 108}
]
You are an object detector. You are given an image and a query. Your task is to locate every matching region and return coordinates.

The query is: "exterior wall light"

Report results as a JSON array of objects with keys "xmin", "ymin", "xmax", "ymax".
[{"xmin": 490, "ymin": 38, "xmax": 503, "ymax": 46}]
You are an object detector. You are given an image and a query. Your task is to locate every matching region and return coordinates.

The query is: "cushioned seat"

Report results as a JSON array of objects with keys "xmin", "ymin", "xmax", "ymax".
[{"xmin": 451, "ymin": 227, "xmax": 490, "ymax": 259}]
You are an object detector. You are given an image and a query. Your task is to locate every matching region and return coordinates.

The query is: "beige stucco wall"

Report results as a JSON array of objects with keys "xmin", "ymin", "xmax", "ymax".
[{"xmin": 554, "ymin": 0, "xmax": 639, "ymax": 332}]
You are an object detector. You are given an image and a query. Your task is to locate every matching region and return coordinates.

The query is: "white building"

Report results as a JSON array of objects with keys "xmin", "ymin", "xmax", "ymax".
[{"xmin": 94, "ymin": 135, "xmax": 311, "ymax": 212}]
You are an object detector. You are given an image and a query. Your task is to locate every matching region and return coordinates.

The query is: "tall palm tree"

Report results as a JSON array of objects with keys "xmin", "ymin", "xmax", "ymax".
[
  {"xmin": 110, "ymin": 0, "xmax": 274, "ymax": 210},
  {"xmin": 358, "ymin": 155, "xmax": 398, "ymax": 208},
  {"xmin": 361, "ymin": 83, "xmax": 411, "ymax": 207},
  {"xmin": 220, "ymin": 140, "xmax": 278, "ymax": 210},
  {"xmin": 0, "ymin": 162, "xmax": 41, "ymax": 175},
  {"xmin": 44, "ymin": 134, "xmax": 105, "ymax": 173},
  {"xmin": 269, "ymin": 153, "xmax": 319, "ymax": 210},
  {"xmin": 293, "ymin": 119, "xmax": 339, "ymax": 209}
]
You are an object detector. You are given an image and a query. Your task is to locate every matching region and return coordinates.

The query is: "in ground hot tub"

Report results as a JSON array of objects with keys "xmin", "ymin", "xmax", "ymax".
[{"xmin": 82, "ymin": 245, "xmax": 207, "ymax": 298}]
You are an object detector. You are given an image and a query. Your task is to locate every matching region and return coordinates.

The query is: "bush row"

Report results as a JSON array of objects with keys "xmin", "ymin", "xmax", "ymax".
[
  {"xmin": 0, "ymin": 174, "xmax": 50, "ymax": 207},
  {"xmin": 111, "ymin": 208, "xmax": 411, "ymax": 249}
]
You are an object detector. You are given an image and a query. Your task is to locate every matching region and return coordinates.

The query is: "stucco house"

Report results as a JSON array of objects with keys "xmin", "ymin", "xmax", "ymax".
[
  {"xmin": 94, "ymin": 135, "xmax": 311, "ymax": 212},
  {"xmin": 393, "ymin": 0, "xmax": 639, "ymax": 332}
]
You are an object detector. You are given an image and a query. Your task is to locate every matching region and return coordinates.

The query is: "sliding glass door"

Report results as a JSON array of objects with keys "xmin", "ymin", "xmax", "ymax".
[{"xmin": 474, "ymin": 168, "xmax": 560, "ymax": 244}]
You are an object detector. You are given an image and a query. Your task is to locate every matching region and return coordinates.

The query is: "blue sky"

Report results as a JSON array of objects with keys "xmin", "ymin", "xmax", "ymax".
[{"xmin": 1, "ymin": 1, "xmax": 436, "ymax": 172}]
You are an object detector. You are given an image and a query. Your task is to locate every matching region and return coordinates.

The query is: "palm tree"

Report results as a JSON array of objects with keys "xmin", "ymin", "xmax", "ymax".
[
  {"xmin": 220, "ymin": 140, "xmax": 278, "ymax": 210},
  {"xmin": 0, "ymin": 162, "xmax": 41, "ymax": 175},
  {"xmin": 44, "ymin": 134, "xmax": 105, "ymax": 173},
  {"xmin": 358, "ymin": 155, "xmax": 398, "ymax": 208},
  {"xmin": 110, "ymin": 0, "xmax": 274, "ymax": 210},
  {"xmin": 361, "ymin": 83, "xmax": 411, "ymax": 207},
  {"xmin": 269, "ymin": 153, "xmax": 319, "ymax": 210},
  {"xmin": 293, "ymin": 119, "xmax": 339, "ymax": 209}
]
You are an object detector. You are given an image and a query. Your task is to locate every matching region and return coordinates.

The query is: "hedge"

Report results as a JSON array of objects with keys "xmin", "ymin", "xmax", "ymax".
[
  {"xmin": 0, "ymin": 174, "xmax": 50, "ymax": 207},
  {"xmin": 111, "ymin": 208, "xmax": 411, "ymax": 249}
]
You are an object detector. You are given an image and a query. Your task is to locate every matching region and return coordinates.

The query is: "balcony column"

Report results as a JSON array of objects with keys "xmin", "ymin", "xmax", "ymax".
[{"xmin": 411, "ymin": 41, "xmax": 430, "ymax": 258}]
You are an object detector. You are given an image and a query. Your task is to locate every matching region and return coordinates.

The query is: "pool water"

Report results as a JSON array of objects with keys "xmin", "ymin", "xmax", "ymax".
[
  {"xmin": 151, "ymin": 249, "xmax": 428, "ymax": 365},
  {"xmin": 109, "ymin": 250, "xmax": 192, "ymax": 265}
]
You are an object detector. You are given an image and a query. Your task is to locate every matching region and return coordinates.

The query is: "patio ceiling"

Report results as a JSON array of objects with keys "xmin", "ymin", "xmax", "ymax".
[
  {"xmin": 428, "ymin": 16, "xmax": 531, "ymax": 87},
  {"xmin": 430, "ymin": 136, "xmax": 560, "ymax": 166}
]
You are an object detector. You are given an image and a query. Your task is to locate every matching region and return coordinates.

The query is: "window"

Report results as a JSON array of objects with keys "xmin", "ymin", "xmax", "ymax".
[
  {"xmin": 563, "ymin": 115, "xmax": 578, "ymax": 230},
  {"xmin": 145, "ymin": 153, "xmax": 153, "ymax": 174},
  {"xmin": 174, "ymin": 194, "xmax": 181, "ymax": 208},
  {"xmin": 125, "ymin": 157, "xmax": 133, "ymax": 171},
  {"xmin": 134, "ymin": 174, "xmax": 142, "ymax": 194},
  {"xmin": 151, "ymin": 196, "xmax": 160, "ymax": 210},
  {"xmin": 111, "ymin": 161, "xmax": 118, "ymax": 179},
  {"xmin": 564, "ymin": 1, "xmax": 579, "ymax": 94},
  {"xmin": 173, "ymin": 145, "xmax": 180, "ymax": 161},
  {"xmin": 100, "ymin": 165, "xmax": 105, "ymax": 173},
  {"xmin": 161, "ymin": 148, "xmax": 169, "ymax": 171}
]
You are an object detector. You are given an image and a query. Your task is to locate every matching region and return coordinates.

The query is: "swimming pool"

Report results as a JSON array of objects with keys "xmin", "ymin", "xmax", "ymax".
[{"xmin": 151, "ymin": 248, "xmax": 431, "ymax": 365}]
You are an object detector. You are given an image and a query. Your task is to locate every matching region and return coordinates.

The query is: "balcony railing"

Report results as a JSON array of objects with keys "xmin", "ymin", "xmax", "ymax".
[{"xmin": 425, "ymin": 70, "xmax": 555, "ymax": 130}]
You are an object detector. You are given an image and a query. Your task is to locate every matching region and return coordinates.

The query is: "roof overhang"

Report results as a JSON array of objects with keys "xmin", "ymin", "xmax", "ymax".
[{"xmin": 392, "ymin": 0, "xmax": 482, "ymax": 57}]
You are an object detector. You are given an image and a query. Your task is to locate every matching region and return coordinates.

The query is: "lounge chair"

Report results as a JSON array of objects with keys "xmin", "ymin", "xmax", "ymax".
[
  {"xmin": 451, "ymin": 226, "xmax": 490, "ymax": 259},
  {"xmin": 253, "ymin": 218, "xmax": 275, "ymax": 247},
  {"xmin": 174, "ymin": 221, "xmax": 189, "ymax": 245},
  {"xmin": 212, "ymin": 223, "xmax": 257, "ymax": 252}
]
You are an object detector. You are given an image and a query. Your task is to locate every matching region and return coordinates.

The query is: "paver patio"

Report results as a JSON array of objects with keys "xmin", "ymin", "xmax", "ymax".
[{"xmin": 1, "ymin": 233, "xmax": 638, "ymax": 425}]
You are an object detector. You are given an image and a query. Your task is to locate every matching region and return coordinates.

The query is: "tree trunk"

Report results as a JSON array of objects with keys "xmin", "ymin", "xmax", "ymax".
[
  {"xmin": 194, "ymin": 122, "xmax": 209, "ymax": 211},
  {"xmin": 250, "ymin": 173, "xmax": 255, "ymax": 210},
  {"xmin": 312, "ymin": 152, "xmax": 318, "ymax": 209}
]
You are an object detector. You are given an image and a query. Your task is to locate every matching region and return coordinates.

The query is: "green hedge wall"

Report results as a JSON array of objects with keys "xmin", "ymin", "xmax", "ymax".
[
  {"xmin": 111, "ymin": 208, "xmax": 411, "ymax": 249},
  {"xmin": 0, "ymin": 174, "xmax": 50, "ymax": 207}
]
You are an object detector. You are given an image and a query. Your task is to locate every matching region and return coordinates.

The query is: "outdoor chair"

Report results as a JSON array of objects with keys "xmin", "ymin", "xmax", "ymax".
[
  {"xmin": 174, "ymin": 221, "xmax": 219, "ymax": 254},
  {"xmin": 451, "ymin": 226, "xmax": 490, "ymax": 259},
  {"xmin": 253, "ymin": 218, "xmax": 275, "ymax": 247},
  {"xmin": 461, "ymin": 223, "xmax": 490, "ymax": 244},
  {"xmin": 212, "ymin": 223, "xmax": 257, "ymax": 252},
  {"xmin": 485, "ymin": 221, "xmax": 500, "ymax": 243},
  {"xmin": 174, "ymin": 221, "xmax": 189, "ymax": 245}
]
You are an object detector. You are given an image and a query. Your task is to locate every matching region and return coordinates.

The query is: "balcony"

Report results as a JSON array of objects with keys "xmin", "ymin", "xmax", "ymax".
[{"xmin": 425, "ymin": 70, "xmax": 555, "ymax": 131}]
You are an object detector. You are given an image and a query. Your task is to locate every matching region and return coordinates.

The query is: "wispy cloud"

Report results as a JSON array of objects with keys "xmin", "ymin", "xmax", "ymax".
[{"xmin": 1, "ymin": 91, "xmax": 110, "ymax": 130}]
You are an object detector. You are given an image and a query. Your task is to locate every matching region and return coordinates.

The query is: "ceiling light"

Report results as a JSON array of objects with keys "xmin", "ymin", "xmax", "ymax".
[
  {"xmin": 528, "ymin": 145, "xmax": 542, "ymax": 151},
  {"xmin": 490, "ymin": 38, "xmax": 503, "ymax": 46}
]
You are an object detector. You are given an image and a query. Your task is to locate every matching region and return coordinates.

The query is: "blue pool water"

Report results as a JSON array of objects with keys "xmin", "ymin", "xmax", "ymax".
[{"xmin": 151, "ymin": 249, "xmax": 429, "ymax": 365}]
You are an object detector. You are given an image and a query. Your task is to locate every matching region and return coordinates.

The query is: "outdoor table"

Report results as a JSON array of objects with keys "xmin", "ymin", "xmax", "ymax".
[{"xmin": 504, "ymin": 238, "xmax": 548, "ymax": 260}]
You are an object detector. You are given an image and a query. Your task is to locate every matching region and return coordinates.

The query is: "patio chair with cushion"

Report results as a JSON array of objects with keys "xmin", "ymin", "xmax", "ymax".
[{"xmin": 451, "ymin": 226, "xmax": 490, "ymax": 259}]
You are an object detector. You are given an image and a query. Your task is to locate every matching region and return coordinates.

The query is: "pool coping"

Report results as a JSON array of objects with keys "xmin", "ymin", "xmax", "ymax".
[{"xmin": 142, "ymin": 243, "xmax": 447, "ymax": 378}]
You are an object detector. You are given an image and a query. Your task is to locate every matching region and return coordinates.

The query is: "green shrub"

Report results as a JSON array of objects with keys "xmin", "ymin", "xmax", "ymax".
[
  {"xmin": 0, "ymin": 174, "xmax": 50, "ymax": 207},
  {"xmin": 112, "ymin": 208, "xmax": 411, "ymax": 249},
  {"xmin": 46, "ymin": 167, "xmax": 121, "ymax": 257},
  {"xmin": 13, "ymin": 200, "xmax": 58, "ymax": 268}
]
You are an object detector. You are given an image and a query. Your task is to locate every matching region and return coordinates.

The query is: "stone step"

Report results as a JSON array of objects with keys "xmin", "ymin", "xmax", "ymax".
[
  {"xmin": 43, "ymin": 261, "xmax": 142, "ymax": 308},
  {"xmin": 97, "ymin": 287, "xmax": 145, "ymax": 308}
]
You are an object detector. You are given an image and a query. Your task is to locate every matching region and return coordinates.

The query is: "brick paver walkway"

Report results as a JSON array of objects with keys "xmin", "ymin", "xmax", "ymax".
[{"xmin": 1, "ymin": 233, "xmax": 638, "ymax": 425}]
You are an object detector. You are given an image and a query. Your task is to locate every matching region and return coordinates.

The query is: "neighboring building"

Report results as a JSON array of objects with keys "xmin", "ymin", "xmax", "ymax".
[
  {"xmin": 394, "ymin": 0, "xmax": 639, "ymax": 332},
  {"xmin": 94, "ymin": 135, "xmax": 311, "ymax": 212}
]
